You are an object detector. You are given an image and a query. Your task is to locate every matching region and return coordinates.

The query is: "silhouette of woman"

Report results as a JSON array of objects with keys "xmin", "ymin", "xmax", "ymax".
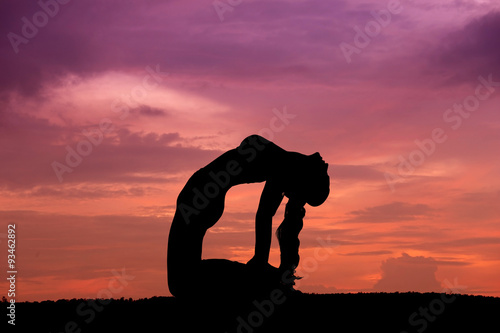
[{"xmin": 167, "ymin": 135, "xmax": 329, "ymax": 298}]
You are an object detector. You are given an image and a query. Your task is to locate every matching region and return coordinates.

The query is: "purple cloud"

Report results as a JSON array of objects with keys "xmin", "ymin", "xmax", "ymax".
[{"xmin": 432, "ymin": 10, "xmax": 500, "ymax": 85}]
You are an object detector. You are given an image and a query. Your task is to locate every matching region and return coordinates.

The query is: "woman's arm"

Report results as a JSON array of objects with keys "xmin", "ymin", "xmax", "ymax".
[{"xmin": 248, "ymin": 181, "xmax": 284, "ymax": 265}]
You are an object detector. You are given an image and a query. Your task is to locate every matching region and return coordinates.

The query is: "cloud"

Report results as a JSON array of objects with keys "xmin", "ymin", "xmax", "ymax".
[
  {"xmin": 0, "ymin": 0, "xmax": 418, "ymax": 98},
  {"xmin": 415, "ymin": 237, "xmax": 500, "ymax": 253},
  {"xmin": 2, "ymin": 0, "xmax": 497, "ymax": 103},
  {"xmin": 21, "ymin": 184, "xmax": 167, "ymax": 199},
  {"xmin": 433, "ymin": 259, "xmax": 471, "ymax": 266},
  {"xmin": 0, "ymin": 110, "xmax": 220, "ymax": 189},
  {"xmin": 0, "ymin": 209, "xmax": 169, "ymax": 299},
  {"xmin": 432, "ymin": 10, "xmax": 500, "ymax": 84},
  {"xmin": 344, "ymin": 202, "xmax": 436, "ymax": 223},
  {"xmin": 340, "ymin": 250, "xmax": 393, "ymax": 256},
  {"xmin": 331, "ymin": 164, "xmax": 386, "ymax": 181},
  {"xmin": 448, "ymin": 191, "xmax": 500, "ymax": 224},
  {"xmin": 444, "ymin": 237, "xmax": 500, "ymax": 247},
  {"xmin": 132, "ymin": 105, "xmax": 169, "ymax": 117},
  {"xmin": 373, "ymin": 253, "xmax": 442, "ymax": 292}
]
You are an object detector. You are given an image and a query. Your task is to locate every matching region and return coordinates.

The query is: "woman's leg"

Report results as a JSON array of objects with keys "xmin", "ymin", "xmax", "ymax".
[
  {"xmin": 199, "ymin": 259, "xmax": 247, "ymax": 295},
  {"xmin": 167, "ymin": 215, "xmax": 205, "ymax": 298},
  {"xmin": 198, "ymin": 259, "xmax": 282, "ymax": 300}
]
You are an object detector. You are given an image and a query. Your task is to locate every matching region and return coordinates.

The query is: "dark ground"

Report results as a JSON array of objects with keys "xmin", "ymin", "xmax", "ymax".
[{"xmin": 5, "ymin": 292, "xmax": 500, "ymax": 332}]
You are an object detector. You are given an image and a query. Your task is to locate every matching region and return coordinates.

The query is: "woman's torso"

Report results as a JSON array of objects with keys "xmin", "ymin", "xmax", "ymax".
[{"xmin": 173, "ymin": 135, "xmax": 283, "ymax": 230}]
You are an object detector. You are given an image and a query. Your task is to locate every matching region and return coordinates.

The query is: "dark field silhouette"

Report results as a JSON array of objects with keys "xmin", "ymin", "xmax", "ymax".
[{"xmin": 9, "ymin": 292, "xmax": 499, "ymax": 333}]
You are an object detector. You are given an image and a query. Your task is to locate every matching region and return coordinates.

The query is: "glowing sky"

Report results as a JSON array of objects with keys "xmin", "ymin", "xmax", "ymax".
[{"xmin": 1, "ymin": 0, "xmax": 500, "ymax": 301}]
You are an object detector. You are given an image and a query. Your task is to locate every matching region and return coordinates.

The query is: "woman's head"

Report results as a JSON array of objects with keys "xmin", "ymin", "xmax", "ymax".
[{"xmin": 284, "ymin": 152, "xmax": 330, "ymax": 207}]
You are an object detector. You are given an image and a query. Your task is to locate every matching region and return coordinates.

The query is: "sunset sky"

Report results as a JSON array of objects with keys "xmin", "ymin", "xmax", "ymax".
[{"xmin": 1, "ymin": 0, "xmax": 500, "ymax": 301}]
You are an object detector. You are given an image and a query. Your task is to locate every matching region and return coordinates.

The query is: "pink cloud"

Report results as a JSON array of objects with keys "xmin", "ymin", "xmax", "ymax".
[
  {"xmin": 344, "ymin": 202, "xmax": 436, "ymax": 223},
  {"xmin": 373, "ymin": 253, "xmax": 442, "ymax": 292}
]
